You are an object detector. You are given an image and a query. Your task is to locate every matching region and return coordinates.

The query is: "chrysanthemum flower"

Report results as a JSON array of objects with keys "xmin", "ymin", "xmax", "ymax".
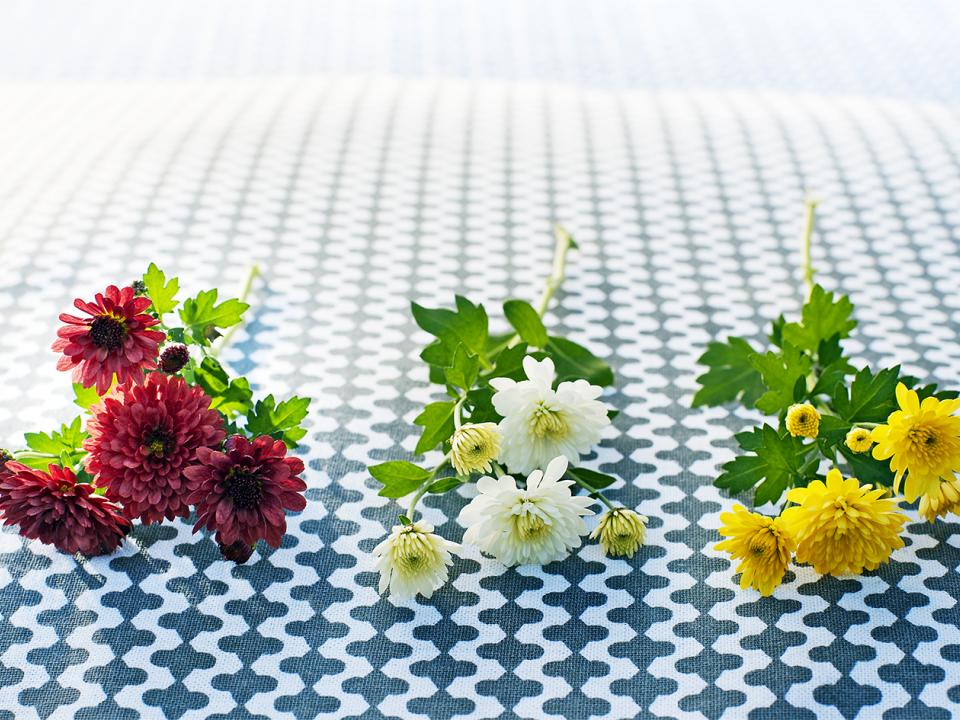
[
  {"xmin": 158, "ymin": 344, "xmax": 190, "ymax": 374},
  {"xmin": 85, "ymin": 374, "xmax": 225, "ymax": 523},
  {"xmin": 450, "ymin": 423, "xmax": 502, "ymax": 476},
  {"xmin": 591, "ymin": 507, "xmax": 648, "ymax": 558},
  {"xmin": 918, "ymin": 476, "xmax": 960, "ymax": 523},
  {"xmin": 490, "ymin": 356, "xmax": 609, "ymax": 475},
  {"xmin": 845, "ymin": 427, "xmax": 873, "ymax": 454},
  {"xmin": 53, "ymin": 285, "xmax": 166, "ymax": 394},
  {"xmin": 715, "ymin": 505, "xmax": 795, "ymax": 596},
  {"xmin": 786, "ymin": 403, "xmax": 821, "ymax": 438},
  {"xmin": 373, "ymin": 520, "xmax": 460, "ymax": 599},
  {"xmin": 780, "ymin": 468, "xmax": 908, "ymax": 575},
  {"xmin": 458, "ymin": 455, "xmax": 595, "ymax": 566},
  {"xmin": 871, "ymin": 383, "xmax": 960, "ymax": 502},
  {"xmin": 184, "ymin": 435, "xmax": 307, "ymax": 560},
  {"xmin": 0, "ymin": 462, "xmax": 130, "ymax": 555}
]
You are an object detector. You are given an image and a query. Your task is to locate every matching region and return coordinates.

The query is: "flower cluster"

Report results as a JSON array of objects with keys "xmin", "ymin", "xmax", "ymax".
[
  {"xmin": 696, "ymin": 201, "xmax": 960, "ymax": 595},
  {"xmin": 0, "ymin": 265, "xmax": 311, "ymax": 563},
  {"xmin": 370, "ymin": 227, "xmax": 648, "ymax": 600}
]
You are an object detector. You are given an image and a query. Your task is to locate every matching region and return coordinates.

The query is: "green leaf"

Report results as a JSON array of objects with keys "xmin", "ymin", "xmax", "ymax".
[
  {"xmin": 544, "ymin": 336, "xmax": 614, "ymax": 387},
  {"xmin": 412, "ymin": 295, "xmax": 489, "ymax": 358},
  {"xmin": 179, "ymin": 289, "xmax": 250, "ymax": 346},
  {"xmin": 370, "ymin": 461, "xmax": 431, "ymax": 498},
  {"xmin": 427, "ymin": 477, "xmax": 464, "ymax": 494},
  {"xmin": 245, "ymin": 394, "xmax": 311, "ymax": 448},
  {"xmin": 838, "ymin": 445, "xmax": 895, "ymax": 488},
  {"xmin": 486, "ymin": 342, "xmax": 528, "ymax": 382},
  {"xmin": 750, "ymin": 344, "xmax": 813, "ymax": 415},
  {"xmin": 818, "ymin": 414, "xmax": 850, "ymax": 446},
  {"xmin": 194, "ymin": 357, "xmax": 254, "ymax": 417},
  {"xmin": 142, "ymin": 263, "xmax": 180, "ymax": 317},
  {"xmin": 413, "ymin": 401, "xmax": 456, "ymax": 454},
  {"xmin": 444, "ymin": 344, "xmax": 480, "ymax": 390},
  {"xmin": 769, "ymin": 314, "xmax": 786, "ymax": 348},
  {"xmin": 692, "ymin": 337, "xmax": 765, "ymax": 408},
  {"xmin": 781, "ymin": 285, "xmax": 857, "ymax": 352},
  {"xmin": 464, "ymin": 387, "xmax": 499, "ymax": 424},
  {"xmin": 566, "ymin": 466, "xmax": 618, "ymax": 490},
  {"xmin": 715, "ymin": 454, "xmax": 768, "ymax": 494},
  {"xmin": 22, "ymin": 417, "xmax": 87, "ymax": 471},
  {"xmin": 73, "ymin": 383, "xmax": 102, "ymax": 411},
  {"xmin": 734, "ymin": 427, "xmax": 765, "ymax": 452},
  {"xmin": 715, "ymin": 424, "xmax": 810, "ymax": 504},
  {"xmin": 503, "ymin": 299, "xmax": 548, "ymax": 347},
  {"xmin": 832, "ymin": 366, "xmax": 901, "ymax": 423}
]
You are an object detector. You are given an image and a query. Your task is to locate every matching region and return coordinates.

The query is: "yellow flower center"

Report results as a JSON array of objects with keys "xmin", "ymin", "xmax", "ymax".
[
  {"xmin": 516, "ymin": 503, "xmax": 549, "ymax": 540},
  {"xmin": 906, "ymin": 425, "xmax": 943, "ymax": 458},
  {"xmin": 392, "ymin": 529, "xmax": 435, "ymax": 574},
  {"xmin": 748, "ymin": 529, "xmax": 779, "ymax": 558},
  {"xmin": 531, "ymin": 403, "xmax": 568, "ymax": 439}
]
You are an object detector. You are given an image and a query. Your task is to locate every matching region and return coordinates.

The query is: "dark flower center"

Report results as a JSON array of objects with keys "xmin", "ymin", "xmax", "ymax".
[
  {"xmin": 89, "ymin": 315, "xmax": 127, "ymax": 351},
  {"xmin": 223, "ymin": 467, "xmax": 264, "ymax": 510},
  {"xmin": 143, "ymin": 427, "xmax": 174, "ymax": 458}
]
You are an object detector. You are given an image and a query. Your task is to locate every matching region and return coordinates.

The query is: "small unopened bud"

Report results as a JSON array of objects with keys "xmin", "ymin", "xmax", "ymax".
[
  {"xmin": 845, "ymin": 427, "xmax": 873, "ymax": 454},
  {"xmin": 158, "ymin": 344, "xmax": 190, "ymax": 374},
  {"xmin": 786, "ymin": 403, "xmax": 820, "ymax": 439},
  {"xmin": 218, "ymin": 539, "xmax": 255, "ymax": 564},
  {"xmin": 591, "ymin": 508, "xmax": 648, "ymax": 558},
  {"xmin": 450, "ymin": 423, "xmax": 502, "ymax": 476},
  {"xmin": 131, "ymin": 280, "xmax": 147, "ymax": 295}
]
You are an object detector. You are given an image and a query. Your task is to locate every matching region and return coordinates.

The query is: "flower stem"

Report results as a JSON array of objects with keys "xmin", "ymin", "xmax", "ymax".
[
  {"xmin": 210, "ymin": 264, "xmax": 262, "ymax": 358},
  {"xmin": 801, "ymin": 198, "xmax": 818, "ymax": 298},
  {"xmin": 406, "ymin": 454, "xmax": 450, "ymax": 520},
  {"xmin": 567, "ymin": 470, "xmax": 616, "ymax": 510}
]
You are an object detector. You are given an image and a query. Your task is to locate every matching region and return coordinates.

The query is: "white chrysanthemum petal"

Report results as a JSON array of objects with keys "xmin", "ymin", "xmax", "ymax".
[{"xmin": 372, "ymin": 521, "xmax": 460, "ymax": 600}]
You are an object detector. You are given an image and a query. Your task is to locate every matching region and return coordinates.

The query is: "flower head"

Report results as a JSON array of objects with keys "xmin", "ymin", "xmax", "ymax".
[
  {"xmin": 918, "ymin": 476, "xmax": 960, "ymax": 523},
  {"xmin": 780, "ymin": 468, "xmax": 908, "ymax": 575},
  {"xmin": 185, "ymin": 435, "xmax": 307, "ymax": 557},
  {"xmin": 786, "ymin": 403, "xmax": 820, "ymax": 439},
  {"xmin": 53, "ymin": 285, "xmax": 166, "ymax": 394},
  {"xmin": 0, "ymin": 463, "xmax": 130, "ymax": 555},
  {"xmin": 373, "ymin": 520, "xmax": 460, "ymax": 599},
  {"xmin": 85, "ymin": 374, "xmax": 225, "ymax": 523},
  {"xmin": 450, "ymin": 423, "xmax": 502, "ymax": 476},
  {"xmin": 591, "ymin": 508, "xmax": 648, "ymax": 558},
  {"xmin": 716, "ymin": 505, "xmax": 795, "ymax": 596},
  {"xmin": 458, "ymin": 455, "xmax": 595, "ymax": 566},
  {"xmin": 871, "ymin": 383, "xmax": 960, "ymax": 501},
  {"xmin": 158, "ymin": 344, "xmax": 190, "ymax": 374},
  {"xmin": 490, "ymin": 356, "xmax": 609, "ymax": 475},
  {"xmin": 845, "ymin": 427, "xmax": 874, "ymax": 454}
]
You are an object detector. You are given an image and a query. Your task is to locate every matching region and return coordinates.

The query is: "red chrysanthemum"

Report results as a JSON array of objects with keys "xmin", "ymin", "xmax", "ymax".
[
  {"xmin": 85, "ymin": 374, "xmax": 225, "ymax": 524},
  {"xmin": 185, "ymin": 435, "xmax": 307, "ymax": 560},
  {"xmin": 0, "ymin": 462, "xmax": 130, "ymax": 555},
  {"xmin": 53, "ymin": 285, "xmax": 166, "ymax": 394}
]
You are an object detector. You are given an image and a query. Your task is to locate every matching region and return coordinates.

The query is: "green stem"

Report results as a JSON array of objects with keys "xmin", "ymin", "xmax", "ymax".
[
  {"xmin": 453, "ymin": 397, "xmax": 466, "ymax": 431},
  {"xmin": 210, "ymin": 264, "xmax": 262, "ymax": 358},
  {"xmin": 568, "ymin": 471, "xmax": 616, "ymax": 510},
  {"xmin": 801, "ymin": 198, "xmax": 818, "ymax": 298},
  {"xmin": 407, "ymin": 454, "xmax": 450, "ymax": 520}
]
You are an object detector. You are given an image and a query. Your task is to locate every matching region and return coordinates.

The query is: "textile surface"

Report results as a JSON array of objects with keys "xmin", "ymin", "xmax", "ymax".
[{"xmin": 1, "ymin": 4, "xmax": 960, "ymax": 720}]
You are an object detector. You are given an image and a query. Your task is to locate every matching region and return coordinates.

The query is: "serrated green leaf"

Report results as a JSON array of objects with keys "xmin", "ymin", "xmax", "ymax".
[
  {"xmin": 716, "ymin": 424, "xmax": 810, "ymax": 504},
  {"xmin": 486, "ymin": 342, "xmax": 528, "ymax": 382},
  {"xmin": 750, "ymin": 344, "xmax": 813, "ymax": 415},
  {"xmin": 781, "ymin": 285, "xmax": 857, "ymax": 352},
  {"xmin": 734, "ymin": 427, "xmax": 765, "ymax": 452},
  {"xmin": 503, "ymin": 299, "xmax": 548, "ymax": 347},
  {"xmin": 427, "ymin": 477, "xmax": 464, "ymax": 494},
  {"xmin": 832, "ymin": 366, "xmax": 901, "ymax": 423},
  {"xmin": 142, "ymin": 263, "xmax": 180, "ymax": 317},
  {"xmin": 692, "ymin": 337, "xmax": 765, "ymax": 408},
  {"xmin": 464, "ymin": 387, "xmax": 499, "ymax": 424},
  {"xmin": 838, "ymin": 445, "xmax": 895, "ymax": 488},
  {"xmin": 444, "ymin": 344, "xmax": 480, "ymax": 390},
  {"xmin": 370, "ymin": 461, "xmax": 431, "ymax": 498},
  {"xmin": 22, "ymin": 417, "xmax": 87, "ymax": 471},
  {"xmin": 412, "ymin": 295, "xmax": 488, "ymax": 358},
  {"xmin": 544, "ymin": 336, "xmax": 614, "ymax": 387},
  {"xmin": 566, "ymin": 466, "xmax": 618, "ymax": 491},
  {"xmin": 413, "ymin": 401, "xmax": 456, "ymax": 455},
  {"xmin": 246, "ymin": 394, "xmax": 311, "ymax": 448},
  {"xmin": 769, "ymin": 315, "xmax": 786, "ymax": 348},
  {"xmin": 818, "ymin": 414, "xmax": 850, "ymax": 446},
  {"xmin": 194, "ymin": 357, "xmax": 254, "ymax": 417},
  {"xmin": 73, "ymin": 383, "xmax": 102, "ymax": 411},
  {"xmin": 179, "ymin": 289, "xmax": 250, "ymax": 346}
]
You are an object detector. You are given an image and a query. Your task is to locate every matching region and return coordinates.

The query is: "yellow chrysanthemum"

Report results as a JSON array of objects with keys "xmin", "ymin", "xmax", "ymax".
[
  {"xmin": 716, "ymin": 505, "xmax": 796, "ymax": 596},
  {"xmin": 591, "ymin": 508, "xmax": 648, "ymax": 558},
  {"xmin": 918, "ymin": 476, "xmax": 960, "ymax": 523},
  {"xmin": 871, "ymin": 383, "xmax": 960, "ymax": 502},
  {"xmin": 786, "ymin": 403, "xmax": 821, "ymax": 439},
  {"xmin": 780, "ymin": 468, "xmax": 908, "ymax": 575},
  {"xmin": 450, "ymin": 423, "xmax": 502, "ymax": 476},
  {"xmin": 845, "ymin": 427, "xmax": 873, "ymax": 454}
]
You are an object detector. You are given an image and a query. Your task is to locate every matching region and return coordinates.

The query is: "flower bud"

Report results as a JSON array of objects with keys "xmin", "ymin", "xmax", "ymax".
[
  {"xmin": 218, "ymin": 539, "xmax": 255, "ymax": 564},
  {"xmin": 844, "ymin": 427, "xmax": 873, "ymax": 454},
  {"xmin": 158, "ymin": 344, "xmax": 190, "ymax": 374},
  {"xmin": 786, "ymin": 403, "xmax": 820, "ymax": 438},
  {"xmin": 373, "ymin": 521, "xmax": 460, "ymax": 599},
  {"xmin": 450, "ymin": 423, "xmax": 502, "ymax": 476},
  {"xmin": 590, "ymin": 508, "xmax": 648, "ymax": 558}
]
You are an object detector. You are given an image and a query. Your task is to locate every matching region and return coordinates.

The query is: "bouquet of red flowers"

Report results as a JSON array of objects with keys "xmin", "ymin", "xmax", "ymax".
[{"xmin": 0, "ymin": 265, "xmax": 311, "ymax": 563}]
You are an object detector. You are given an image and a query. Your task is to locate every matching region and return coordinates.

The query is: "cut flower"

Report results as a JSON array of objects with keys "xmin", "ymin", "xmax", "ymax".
[
  {"xmin": 591, "ymin": 507, "xmax": 648, "ymax": 558},
  {"xmin": 450, "ymin": 423, "xmax": 502, "ymax": 476},
  {"xmin": 373, "ymin": 520, "xmax": 460, "ymax": 599},
  {"xmin": 716, "ymin": 505, "xmax": 795, "ymax": 596}
]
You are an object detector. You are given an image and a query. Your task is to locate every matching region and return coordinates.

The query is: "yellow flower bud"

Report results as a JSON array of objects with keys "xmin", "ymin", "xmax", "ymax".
[
  {"xmin": 844, "ymin": 427, "xmax": 873, "ymax": 454},
  {"xmin": 786, "ymin": 403, "xmax": 820, "ymax": 438},
  {"xmin": 450, "ymin": 423, "xmax": 502, "ymax": 476},
  {"xmin": 590, "ymin": 508, "xmax": 648, "ymax": 558}
]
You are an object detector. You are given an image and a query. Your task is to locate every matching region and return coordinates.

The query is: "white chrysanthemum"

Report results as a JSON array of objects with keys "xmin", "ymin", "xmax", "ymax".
[
  {"xmin": 458, "ymin": 456, "xmax": 595, "ymax": 566},
  {"xmin": 373, "ymin": 521, "xmax": 460, "ymax": 600},
  {"xmin": 490, "ymin": 356, "xmax": 609, "ymax": 475}
]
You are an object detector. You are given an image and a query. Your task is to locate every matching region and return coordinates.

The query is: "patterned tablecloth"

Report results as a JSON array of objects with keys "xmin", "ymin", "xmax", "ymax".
[{"xmin": 1, "ymin": 5, "xmax": 960, "ymax": 720}]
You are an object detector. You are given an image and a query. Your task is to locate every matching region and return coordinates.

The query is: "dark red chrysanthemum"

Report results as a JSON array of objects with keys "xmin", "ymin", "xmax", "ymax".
[
  {"xmin": 53, "ymin": 285, "xmax": 166, "ymax": 394},
  {"xmin": 85, "ymin": 374, "xmax": 225, "ymax": 524},
  {"xmin": 0, "ymin": 462, "xmax": 130, "ymax": 555},
  {"xmin": 217, "ymin": 539, "xmax": 255, "ymax": 564},
  {"xmin": 185, "ymin": 435, "xmax": 307, "ymax": 559},
  {"xmin": 158, "ymin": 344, "xmax": 190, "ymax": 374}
]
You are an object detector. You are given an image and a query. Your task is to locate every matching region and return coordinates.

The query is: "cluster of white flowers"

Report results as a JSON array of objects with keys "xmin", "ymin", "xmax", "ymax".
[{"xmin": 375, "ymin": 356, "xmax": 648, "ymax": 601}]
